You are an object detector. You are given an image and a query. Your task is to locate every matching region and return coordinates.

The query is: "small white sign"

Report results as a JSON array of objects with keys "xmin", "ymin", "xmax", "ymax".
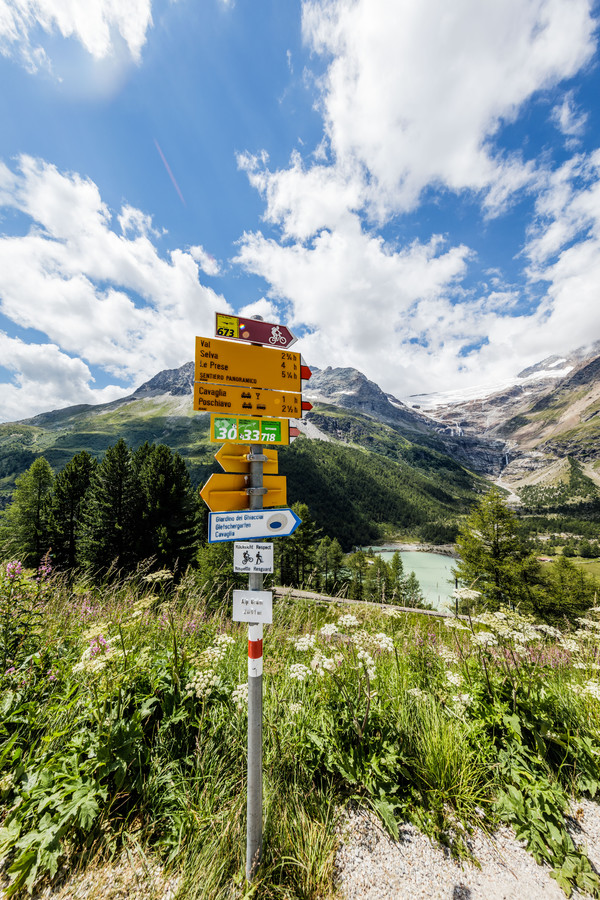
[
  {"xmin": 234, "ymin": 542, "xmax": 274, "ymax": 574},
  {"xmin": 233, "ymin": 589, "xmax": 273, "ymax": 624}
]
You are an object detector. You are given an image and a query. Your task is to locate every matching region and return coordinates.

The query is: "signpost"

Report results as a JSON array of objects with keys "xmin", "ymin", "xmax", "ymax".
[
  {"xmin": 194, "ymin": 383, "xmax": 309, "ymax": 418},
  {"xmin": 215, "ymin": 442, "xmax": 278, "ymax": 474},
  {"xmin": 200, "ymin": 473, "xmax": 286, "ymax": 512},
  {"xmin": 194, "ymin": 316, "xmax": 308, "ymax": 884},
  {"xmin": 216, "ymin": 312, "xmax": 297, "ymax": 349},
  {"xmin": 195, "ymin": 336, "xmax": 310, "ymax": 391},
  {"xmin": 210, "ymin": 414, "xmax": 290, "ymax": 445},
  {"xmin": 208, "ymin": 507, "xmax": 301, "ymax": 543}
]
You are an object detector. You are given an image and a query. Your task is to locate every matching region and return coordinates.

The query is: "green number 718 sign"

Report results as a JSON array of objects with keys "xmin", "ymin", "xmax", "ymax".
[{"xmin": 210, "ymin": 415, "xmax": 289, "ymax": 445}]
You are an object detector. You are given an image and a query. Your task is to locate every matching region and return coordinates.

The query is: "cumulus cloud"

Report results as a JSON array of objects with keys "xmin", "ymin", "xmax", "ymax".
[
  {"xmin": 234, "ymin": 0, "xmax": 599, "ymax": 398},
  {"xmin": 0, "ymin": 155, "xmax": 227, "ymax": 420},
  {"xmin": 0, "ymin": 0, "xmax": 153, "ymax": 70},
  {"xmin": 301, "ymin": 0, "xmax": 596, "ymax": 218}
]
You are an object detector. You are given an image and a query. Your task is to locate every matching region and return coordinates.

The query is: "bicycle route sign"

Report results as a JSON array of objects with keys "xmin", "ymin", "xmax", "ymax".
[{"xmin": 215, "ymin": 313, "xmax": 297, "ymax": 349}]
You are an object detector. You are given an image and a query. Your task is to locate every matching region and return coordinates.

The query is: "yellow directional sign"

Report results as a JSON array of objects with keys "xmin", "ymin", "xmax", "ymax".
[
  {"xmin": 194, "ymin": 383, "xmax": 302, "ymax": 418},
  {"xmin": 195, "ymin": 336, "xmax": 302, "ymax": 392},
  {"xmin": 210, "ymin": 414, "xmax": 290, "ymax": 445},
  {"xmin": 200, "ymin": 473, "xmax": 287, "ymax": 512},
  {"xmin": 215, "ymin": 443, "xmax": 278, "ymax": 475}
]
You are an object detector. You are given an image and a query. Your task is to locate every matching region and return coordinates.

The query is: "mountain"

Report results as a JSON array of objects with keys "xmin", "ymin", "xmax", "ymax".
[
  {"xmin": 427, "ymin": 343, "xmax": 600, "ymax": 493},
  {"xmin": 0, "ymin": 361, "xmax": 493, "ymax": 548}
]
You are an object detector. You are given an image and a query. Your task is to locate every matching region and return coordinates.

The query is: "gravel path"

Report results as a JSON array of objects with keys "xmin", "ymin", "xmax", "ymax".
[{"xmin": 334, "ymin": 799, "xmax": 600, "ymax": 900}]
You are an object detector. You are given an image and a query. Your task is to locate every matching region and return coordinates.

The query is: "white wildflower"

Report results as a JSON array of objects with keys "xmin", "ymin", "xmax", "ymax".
[
  {"xmin": 446, "ymin": 671, "xmax": 462, "ymax": 687},
  {"xmin": 289, "ymin": 702, "xmax": 303, "ymax": 714},
  {"xmin": 185, "ymin": 669, "xmax": 221, "ymax": 700},
  {"xmin": 338, "ymin": 613, "xmax": 360, "ymax": 629},
  {"xmin": 294, "ymin": 634, "xmax": 316, "ymax": 652},
  {"xmin": 444, "ymin": 619, "xmax": 469, "ymax": 630},
  {"xmin": 453, "ymin": 588, "xmax": 481, "ymax": 602},
  {"xmin": 371, "ymin": 632, "xmax": 394, "ymax": 653},
  {"xmin": 319, "ymin": 623, "xmax": 339, "ymax": 637},
  {"xmin": 437, "ymin": 646, "xmax": 459, "ymax": 664},
  {"xmin": 310, "ymin": 650, "xmax": 335, "ymax": 676},
  {"xmin": 582, "ymin": 681, "xmax": 600, "ymax": 702},
  {"xmin": 215, "ymin": 633, "xmax": 235, "ymax": 647},
  {"xmin": 455, "ymin": 693, "xmax": 473, "ymax": 707},
  {"xmin": 561, "ymin": 638, "xmax": 579, "ymax": 652},
  {"xmin": 536, "ymin": 623, "xmax": 562, "ymax": 639},
  {"xmin": 231, "ymin": 683, "xmax": 248, "ymax": 711},
  {"xmin": 289, "ymin": 663, "xmax": 311, "ymax": 682},
  {"xmin": 407, "ymin": 686, "xmax": 428, "ymax": 701},
  {"xmin": 357, "ymin": 649, "xmax": 376, "ymax": 679},
  {"xmin": 472, "ymin": 631, "xmax": 498, "ymax": 647}
]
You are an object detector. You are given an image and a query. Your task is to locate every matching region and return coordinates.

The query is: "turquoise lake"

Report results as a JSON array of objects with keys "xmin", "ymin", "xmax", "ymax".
[{"xmin": 369, "ymin": 548, "xmax": 457, "ymax": 610}]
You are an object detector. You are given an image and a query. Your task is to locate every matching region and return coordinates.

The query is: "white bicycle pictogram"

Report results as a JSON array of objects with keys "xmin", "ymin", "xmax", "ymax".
[{"xmin": 268, "ymin": 326, "xmax": 287, "ymax": 345}]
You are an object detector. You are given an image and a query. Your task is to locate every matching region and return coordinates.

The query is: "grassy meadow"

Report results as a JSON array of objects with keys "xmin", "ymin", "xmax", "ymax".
[{"xmin": 1, "ymin": 561, "xmax": 600, "ymax": 898}]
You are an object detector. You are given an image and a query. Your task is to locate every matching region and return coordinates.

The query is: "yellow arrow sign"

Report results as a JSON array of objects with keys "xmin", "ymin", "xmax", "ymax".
[
  {"xmin": 194, "ymin": 383, "xmax": 302, "ymax": 418},
  {"xmin": 215, "ymin": 443, "xmax": 278, "ymax": 474},
  {"xmin": 210, "ymin": 414, "xmax": 290, "ymax": 445},
  {"xmin": 195, "ymin": 336, "xmax": 302, "ymax": 392},
  {"xmin": 200, "ymin": 473, "xmax": 287, "ymax": 512}
]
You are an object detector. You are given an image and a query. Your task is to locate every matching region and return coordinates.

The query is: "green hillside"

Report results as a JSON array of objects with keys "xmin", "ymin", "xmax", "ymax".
[{"xmin": 0, "ymin": 389, "xmax": 487, "ymax": 548}]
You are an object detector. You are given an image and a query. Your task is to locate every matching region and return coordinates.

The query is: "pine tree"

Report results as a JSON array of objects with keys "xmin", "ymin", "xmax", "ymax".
[
  {"xmin": 315, "ymin": 536, "xmax": 332, "ymax": 592},
  {"xmin": 389, "ymin": 551, "xmax": 405, "ymax": 602},
  {"xmin": 364, "ymin": 555, "xmax": 391, "ymax": 602},
  {"xmin": 133, "ymin": 443, "xmax": 198, "ymax": 571},
  {"xmin": 453, "ymin": 487, "xmax": 542, "ymax": 610},
  {"xmin": 328, "ymin": 538, "xmax": 345, "ymax": 592},
  {"xmin": 277, "ymin": 502, "xmax": 320, "ymax": 588},
  {"xmin": 78, "ymin": 439, "xmax": 142, "ymax": 574},
  {"xmin": 0, "ymin": 457, "xmax": 54, "ymax": 565},
  {"xmin": 47, "ymin": 451, "xmax": 96, "ymax": 569},
  {"xmin": 347, "ymin": 550, "xmax": 368, "ymax": 600}
]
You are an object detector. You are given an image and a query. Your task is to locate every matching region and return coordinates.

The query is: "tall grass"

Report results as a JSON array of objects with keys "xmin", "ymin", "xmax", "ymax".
[{"xmin": 1, "ymin": 562, "xmax": 600, "ymax": 897}]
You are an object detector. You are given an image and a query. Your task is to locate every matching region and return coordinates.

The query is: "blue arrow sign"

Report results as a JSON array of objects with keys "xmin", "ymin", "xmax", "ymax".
[{"xmin": 208, "ymin": 508, "xmax": 302, "ymax": 543}]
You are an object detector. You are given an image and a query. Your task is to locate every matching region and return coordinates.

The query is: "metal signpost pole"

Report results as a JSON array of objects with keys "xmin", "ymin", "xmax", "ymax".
[{"xmin": 246, "ymin": 444, "xmax": 265, "ymax": 882}]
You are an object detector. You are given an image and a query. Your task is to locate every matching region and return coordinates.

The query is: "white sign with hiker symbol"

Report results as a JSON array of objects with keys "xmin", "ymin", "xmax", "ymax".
[{"xmin": 233, "ymin": 542, "xmax": 274, "ymax": 574}]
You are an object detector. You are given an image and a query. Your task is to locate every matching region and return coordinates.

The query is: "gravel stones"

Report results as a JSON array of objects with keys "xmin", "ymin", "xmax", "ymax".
[{"xmin": 334, "ymin": 799, "xmax": 600, "ymax": 900}]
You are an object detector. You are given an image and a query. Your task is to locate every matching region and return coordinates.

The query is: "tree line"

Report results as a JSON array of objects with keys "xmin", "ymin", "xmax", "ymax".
[
  {"xmin": 0, "ymin": 440, "xmax": 199, "ymax": 574},
  {"xmin": 0, "ymin": 444, "xmax": 429, "ymax": 606}
]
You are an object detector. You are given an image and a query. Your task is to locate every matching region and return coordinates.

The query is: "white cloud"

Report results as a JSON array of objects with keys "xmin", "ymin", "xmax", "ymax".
[
  {"xmin": 551, "ymin": 90, "xmax": 588, "ymax": 139},
  {"xmin": 233, "ymin": 0, "xmax": 600, "ymax": 399},
  {"xmin": 189, "ymin": 244, "xmax": 221, "ymax": 276},
  {"xmin": 0, "ymin": 155, "xmax": 228, "ymax": 420},
  {"xmin": 0, "ymin": 332, "xmax": 125, "ymax": 421},
  {"xmin": 301, "ymin": 0, "xmax": 596, "ymax": 218},
  {"xmin": 0, "ymin": 0, "xmax": 153, "ymax": 70}
]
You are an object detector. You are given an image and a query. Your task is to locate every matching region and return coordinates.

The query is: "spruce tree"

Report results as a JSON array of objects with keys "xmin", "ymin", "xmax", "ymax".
[
  {"xmin": 453, "ymin": 487, "xmax": 541, "ymax": 610},
  {"xmin": 0, "ymin": 457, "xmax": 53, "ymax": 565},
  {"xmin": 47, "ymin": 451, "xmax": 96, "ymax": 569},
  {"xmin": 133, "ymin": 442, "xmax": 198, "ymax": 571},
  {"xmin": 79, "ymin": 439, "xmax": 142, "ymax": 574},
  {"xmin": 328, "ymin": 538, "xmax": 345, "ymax": 592}
]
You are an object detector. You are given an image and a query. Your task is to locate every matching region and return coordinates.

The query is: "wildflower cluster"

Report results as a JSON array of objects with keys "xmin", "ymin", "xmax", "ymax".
[
  {"xmin": 5, "ymin": 560, "xmax": 23, "ymax": 580},
  {"xmin": 199, "ymin": 633, "xmax": 235, "ymax": 666},
  {"xmin": 185, "ymin": 669, "xmax": 222, "ymax": 700},
  {"xmin": 293, "ymin": 634, "xmax": 316, "ymax": 651},
  {"xmin": 231, "ymin": 683, "xmax": 248, "ymax": 711},
  {"xmin": 289, "ymin": 663, "xmax": 311, "ymax": 682}
]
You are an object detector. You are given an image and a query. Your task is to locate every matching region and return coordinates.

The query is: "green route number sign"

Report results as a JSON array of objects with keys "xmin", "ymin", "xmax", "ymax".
[{"xmin": 210, "ymin": 415, "xmax": 289, "ymax": 445}]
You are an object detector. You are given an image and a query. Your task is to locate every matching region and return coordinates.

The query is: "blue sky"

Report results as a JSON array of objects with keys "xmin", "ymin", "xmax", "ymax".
[{"xmin": 0, "ymin": 0, "xmax": 599, "ymax": 421}]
